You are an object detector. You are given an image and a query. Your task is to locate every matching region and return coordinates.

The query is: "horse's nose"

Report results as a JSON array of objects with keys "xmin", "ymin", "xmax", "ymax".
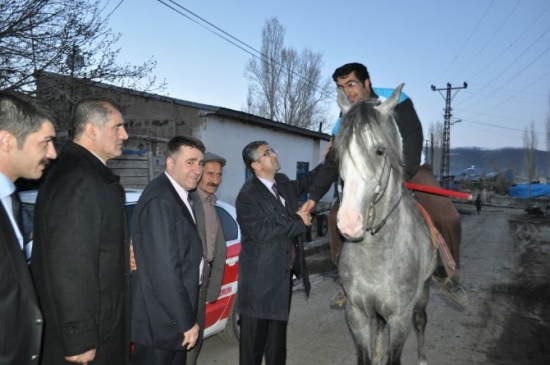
[{"xmin": 337, "ymin": 213, "xmax": 364, "ymax": 239}]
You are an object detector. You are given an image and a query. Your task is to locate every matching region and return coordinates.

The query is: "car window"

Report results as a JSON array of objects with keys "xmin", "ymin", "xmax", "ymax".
[{"xmin": 216, "ymin": 206, "xmax": 237, "ymax": 241}]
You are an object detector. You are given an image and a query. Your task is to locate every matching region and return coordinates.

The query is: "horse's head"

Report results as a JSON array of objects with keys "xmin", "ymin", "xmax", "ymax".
[{"xmin": 335, "ymin": 84, "xmax": 405, "ymax": 240}]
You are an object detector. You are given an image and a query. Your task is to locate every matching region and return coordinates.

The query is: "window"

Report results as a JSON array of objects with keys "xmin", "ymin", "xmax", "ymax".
[{"xmin": 216, "ymin": 206, "xmax": 238, "ymax": 241}]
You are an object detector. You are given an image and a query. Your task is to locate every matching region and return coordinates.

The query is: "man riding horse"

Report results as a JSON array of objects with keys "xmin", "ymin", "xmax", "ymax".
[{"xmin": 301, "ymin": 62, "xmax": 467, "ymax": 307}]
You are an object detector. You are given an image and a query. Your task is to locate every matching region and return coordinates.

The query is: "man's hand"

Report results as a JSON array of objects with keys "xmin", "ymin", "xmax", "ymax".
[
  {"xmin": 300, "ymin": 199, "xmax": 317, "ymax": 215},
  {"xmin": 182, "ymin": 323, "xmax": 200, "ymax": 350},
  {"xmin": 297, "ymin": 210, "xmax": 312, "ymax": 226},
  {"xmin": 129, "ymin": 240, "xmax": 137, "ymax": 271},
  {"xmin": 65, "ymin": 349, "xmax": 96, "ymax": 364},
  {"xmin": 323, "ymin": 139, "xmax": 333, "ymax": 158}
]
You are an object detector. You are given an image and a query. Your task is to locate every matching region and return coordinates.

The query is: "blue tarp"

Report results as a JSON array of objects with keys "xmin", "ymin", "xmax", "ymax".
[{"xmin": 508, "ymin": 184, "xmax": 550, "ymax": 198}]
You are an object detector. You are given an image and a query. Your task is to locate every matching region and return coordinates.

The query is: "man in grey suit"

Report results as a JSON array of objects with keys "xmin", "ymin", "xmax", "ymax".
[
  {"xmin": 131, "ymin": 135, "xmax": 204, "ymax": 365},
  {"xmin": 188, "ymin": 152, "xmax": 227, "ymax": 365},
  {"xmin": 0, "ymin": 92, "xmax": 57, "ymax": 365}
]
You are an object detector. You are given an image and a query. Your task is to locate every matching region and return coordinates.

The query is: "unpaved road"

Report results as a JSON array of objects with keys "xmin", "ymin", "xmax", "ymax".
[{"xmin": 199, "ymin": 203, "xmax": 550, "ymax": 364}]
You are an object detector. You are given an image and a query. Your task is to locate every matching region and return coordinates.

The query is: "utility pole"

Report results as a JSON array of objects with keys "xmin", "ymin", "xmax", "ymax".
[
  {"xmin": 431, "ymin": 82, "xmax": 467, "ymax": 188},
  {"xmin": 424, "ymin": 139, "xmax": 431, "ymax": 165}
]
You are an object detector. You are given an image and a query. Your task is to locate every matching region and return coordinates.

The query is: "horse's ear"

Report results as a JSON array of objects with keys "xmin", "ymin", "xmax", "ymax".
[
  {"xmin": 337, "ymin": 88, "xmax": 352, "ymax": 115},
  {"xmin": 376, "ymin": 83, "xmax": 405, "ymax": 117}
]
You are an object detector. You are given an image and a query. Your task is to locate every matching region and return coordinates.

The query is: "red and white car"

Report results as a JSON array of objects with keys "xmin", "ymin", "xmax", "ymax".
[{"xmin": 20, "ymin": 189, "xmax": 241, "ymax": 344}]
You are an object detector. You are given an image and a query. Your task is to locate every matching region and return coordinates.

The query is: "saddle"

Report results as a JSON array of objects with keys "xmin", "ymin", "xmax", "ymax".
[{"xmin": 416, "ymin": 202, "xmax": 457, "ymax": 279}]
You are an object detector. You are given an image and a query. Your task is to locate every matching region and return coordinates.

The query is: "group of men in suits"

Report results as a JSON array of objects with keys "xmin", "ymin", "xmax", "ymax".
[
  {"xmin": 0, "ymin": 92, "xmax": 230, "ymax": 365},
  {"xmin": 0, "ymin": 93, "xmax": 134, "ymax": 365},
  {"xmin": 0, "ymin": 88, "xmax": 324, "ymax": 365}
]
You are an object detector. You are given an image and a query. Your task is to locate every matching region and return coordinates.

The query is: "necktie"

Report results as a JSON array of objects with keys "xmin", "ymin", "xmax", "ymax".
[
  {"xmin": 272, "ymin": 183, "xmax": 281, "ymax": 202},
  {"xmin": 11, "ymin": 192, "xmax": 29, "ymax": 260},
  {"xmin": 272, "ymin": 184, "xmax": 295, "ymax": 267},
  {"xmin": 187, "ymin": 194, "xmax": 196, "ymax": 221},
  {"xmin": 11, "ymin": 192, "xmax": 22, "ymax": 231}
]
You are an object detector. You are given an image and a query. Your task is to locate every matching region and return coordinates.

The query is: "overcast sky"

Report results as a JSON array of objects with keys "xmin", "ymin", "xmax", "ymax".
[{"xmin": 104, "ymin": 0, "xmax": 550, "ymax": 149}]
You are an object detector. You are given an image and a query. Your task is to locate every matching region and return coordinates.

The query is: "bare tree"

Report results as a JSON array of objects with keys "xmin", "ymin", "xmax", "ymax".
[
  {"xmin": 523, "ymin": 121, "xmax": 538, "ymax": 198},
  {"xmin": 244, "ymin": 17, "xmax": 331, "ymax": 131},
  {"xmin": 0, "ymin": 0, "xmax": 165, "ymax": 94}
]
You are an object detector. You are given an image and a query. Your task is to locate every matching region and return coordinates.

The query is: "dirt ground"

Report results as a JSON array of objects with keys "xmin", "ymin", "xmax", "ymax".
[{"xmin": 198, "ymin": 203, "xmax": 550, "ymax": 364}]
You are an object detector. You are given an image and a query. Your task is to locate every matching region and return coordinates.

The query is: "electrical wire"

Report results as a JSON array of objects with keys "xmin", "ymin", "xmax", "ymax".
[{"xmin": 157, "ymin": 0, "xmax": 334, "ymax": 101}]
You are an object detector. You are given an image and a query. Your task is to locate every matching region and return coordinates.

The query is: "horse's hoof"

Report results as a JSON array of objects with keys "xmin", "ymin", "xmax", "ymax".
[{"xmin": 329, "ymin": 288, "xmax": 347, "ymax": 310}]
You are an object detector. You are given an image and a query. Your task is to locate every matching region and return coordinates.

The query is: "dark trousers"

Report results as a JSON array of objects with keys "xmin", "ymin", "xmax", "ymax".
[
  {"xmin": 132, "ymin": 343, "xmax": 187, "ymax": 365},
  {"xmin": 187, "ymin": 262, "xmax": 212, "ymax": 365},
  {"xmin": 239, "ymin": 315, "xmax": 288, "ymax": 365}
]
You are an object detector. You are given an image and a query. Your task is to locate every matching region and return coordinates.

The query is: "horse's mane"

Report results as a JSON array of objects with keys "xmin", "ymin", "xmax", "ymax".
[{"xmin": 335, "ymin": 98, "xmax": 404, "ymax": 181}]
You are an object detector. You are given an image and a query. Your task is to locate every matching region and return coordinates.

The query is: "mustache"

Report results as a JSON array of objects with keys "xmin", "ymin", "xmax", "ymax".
[{"xmin": 206, "ymin": 182, "xmax": 219, "ymax": 188}]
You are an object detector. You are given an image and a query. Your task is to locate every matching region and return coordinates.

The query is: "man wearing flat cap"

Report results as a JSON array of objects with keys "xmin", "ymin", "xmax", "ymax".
[{"xmin": 188, "ymin": 152, "xmax": 227, "ymax": 364}]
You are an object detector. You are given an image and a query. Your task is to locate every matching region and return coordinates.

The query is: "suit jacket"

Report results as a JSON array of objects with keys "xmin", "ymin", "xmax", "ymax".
[
  {"xmin": 31, "ymin": 141, "xmax": 130, "ymax": 365},
  {"xmin": 236, "ymin": 168, "xmax": 318, "ymax": 321},
  {"xmin": 131, "ymin": 173, "xmax": 203, "ymax": 350},
  {"xmin": 0, "ymin": 204, "xmax": 42, "ymax": 365},
  {"xmin": 191, "ymin": 190, "xmax": 227, "ymax": 302}
]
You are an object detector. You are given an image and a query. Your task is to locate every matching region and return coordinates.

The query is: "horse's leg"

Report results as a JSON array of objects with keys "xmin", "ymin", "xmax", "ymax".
[
  {"xmin": 412, "ymin": 281, "xmax": 430, "ymax": 365},
  {"xmin": 385, "ymin": 314, "xmax": 413, "ymax": 365},
  {"xmin": 346, "ymin": 303, "xmax": 374, "ymax": 365},
  {"xmin": 372, "ymin": 314, "xmax": 386, "ymax": 365}
]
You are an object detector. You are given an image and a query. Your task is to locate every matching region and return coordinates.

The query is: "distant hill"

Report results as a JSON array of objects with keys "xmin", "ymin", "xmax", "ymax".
[{"xmin": 444, "ymin": 147, "xmax": 549, "ymax": 180}]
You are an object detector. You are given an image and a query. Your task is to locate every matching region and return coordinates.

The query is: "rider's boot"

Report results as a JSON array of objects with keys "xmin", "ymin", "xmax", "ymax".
[{"xmin": 432, "ymin": 266, "xmax": 469, "ymax": 307}]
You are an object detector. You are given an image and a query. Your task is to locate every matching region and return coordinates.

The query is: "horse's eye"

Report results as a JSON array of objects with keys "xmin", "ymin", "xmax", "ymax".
[{"xmin": 376, "ymin": 147, "xmax": 385, "ymax": 156}]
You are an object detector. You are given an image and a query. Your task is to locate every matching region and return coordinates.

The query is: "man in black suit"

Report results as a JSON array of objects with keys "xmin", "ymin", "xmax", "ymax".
[
  {"xmin": 131, "ymin": 135, "xmax": 205, "ymax": 365},
  {"xmin": 0, "ymin": 92, "xmax": 57, "ymax": 365},
  {"xmin": 237, "ymin": 140, "xmax": 318, "ymax": 365},
  {"xmin": 188, "ymin": 151, "xmax": 227, "ymax": 365},
  {"xmin": 32, "ymin": 98, "xmax": 131, "ymax": 365}
]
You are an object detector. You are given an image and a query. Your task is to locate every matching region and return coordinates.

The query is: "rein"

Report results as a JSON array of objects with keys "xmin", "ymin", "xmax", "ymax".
[{"xmin": 364, "ymin": 155, "xmax": 402, "ymax": 235}]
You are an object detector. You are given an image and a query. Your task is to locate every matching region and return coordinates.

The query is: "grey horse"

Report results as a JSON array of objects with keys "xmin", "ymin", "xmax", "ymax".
[{"xmin": 334, "ymin": 84, "xmax": 436, "ymax": 365}]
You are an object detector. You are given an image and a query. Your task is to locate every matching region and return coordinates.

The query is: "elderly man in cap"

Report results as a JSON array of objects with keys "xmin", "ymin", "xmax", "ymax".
[{"xmin": 188, "ymin": 152, "xmax": 227, "ymax": 364}]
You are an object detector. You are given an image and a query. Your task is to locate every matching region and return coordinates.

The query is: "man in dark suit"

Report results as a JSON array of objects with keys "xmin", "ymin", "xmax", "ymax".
[
  {"xmin": 0, "ymin": 92, "xmax": 57, "ymax": 365},
  {"xmin": 188, "ymin": 151, "xmax": 227, "ymax": 365},
  {"xmin": 31, "ymin": 98, "xmax": 131, "ymax": 365},
  {"xmin": 131, "ymin": 135, "xmax": 205, "ymax": 365},
  {"xmin": 237, "ymin": 140, "xmax": 319, "ymax": 365}
]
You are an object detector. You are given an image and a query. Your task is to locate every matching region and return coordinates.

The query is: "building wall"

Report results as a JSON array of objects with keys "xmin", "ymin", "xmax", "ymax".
[
  {"xmin": 36, "ymin": 73, "xmax": 333, "ymax": 207},
  {"xmin": 196, "ymin": 115, "xmax": 331, "ymax": 205}
]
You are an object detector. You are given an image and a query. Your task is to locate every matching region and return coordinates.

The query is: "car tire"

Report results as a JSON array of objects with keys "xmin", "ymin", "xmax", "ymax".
[
  {"xmin": 316, "ymin": 214, "xmax": 328, "ymax": 237},
  {"xmin": 218, "ymin": 295, "xmax": 240, "ymax": 344}
]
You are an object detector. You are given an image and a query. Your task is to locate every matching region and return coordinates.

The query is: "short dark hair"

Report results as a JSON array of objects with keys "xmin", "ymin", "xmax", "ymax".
[
  {"xmin": 332, "ymin": 62, "xmax": 370, "ymax": 83},
  {"xmin": 72, "ymin": 98, "xmax": 122, "ymax": 138},
  {"xmin": 166, "ymin": 135, "xmax": 205, "ymax": 159},
  {"xmin": 0, "ymin": 91, "xmax": 53, "ymax": 147},
  {"xmin": 242, "ymin": 140, "xmax": 267, "ymax": 174}
]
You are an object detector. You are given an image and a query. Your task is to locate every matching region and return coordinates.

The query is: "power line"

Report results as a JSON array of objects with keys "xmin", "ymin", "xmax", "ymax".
[
  {"xmin": 433, "ymin": 0, "xmax": 495, "ymax": 84},
  {"xmin": 156, "ymin": 0, "xmax": 334, "ymax": 101},
  {"xmin": 105, "ymin": 0, "xmax": 125, "ymax": 19},
  {"xmin": 459, "ymin": 3, "xmax": 550, "ymax": 86},
  {"xmin": 449, "ymin": 0, "xmax": 522, "ymax": 82}
]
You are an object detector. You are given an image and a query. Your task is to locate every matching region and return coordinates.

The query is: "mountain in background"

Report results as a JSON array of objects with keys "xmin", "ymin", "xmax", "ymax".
[{"xmin": 442, "ymin": 147, "xmax": 549, "ymax": 181}]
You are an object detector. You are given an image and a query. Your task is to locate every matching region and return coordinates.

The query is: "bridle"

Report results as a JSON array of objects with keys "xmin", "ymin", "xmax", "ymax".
[{"xmin": 342, "ymin": 145, "xmax": 402, "ymax": 235}]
